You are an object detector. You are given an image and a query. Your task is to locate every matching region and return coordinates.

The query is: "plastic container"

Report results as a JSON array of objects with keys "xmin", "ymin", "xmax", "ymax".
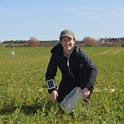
[{"xmin": 60, "ymin": 87, "xmax": 82, "ymax": 113}]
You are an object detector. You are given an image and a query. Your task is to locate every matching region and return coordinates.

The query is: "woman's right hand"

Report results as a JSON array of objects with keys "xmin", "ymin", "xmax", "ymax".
[{"xmin": 50, "ymin": 90, "xmax": 58, "ymax": 102}]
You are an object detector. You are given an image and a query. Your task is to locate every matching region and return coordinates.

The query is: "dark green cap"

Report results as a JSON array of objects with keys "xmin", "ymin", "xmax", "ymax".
[{"xmin": 60, "ymin": 29, "xmax": 75, "ymax": 39}]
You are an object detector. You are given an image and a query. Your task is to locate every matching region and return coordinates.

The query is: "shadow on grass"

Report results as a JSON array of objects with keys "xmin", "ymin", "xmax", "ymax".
[
  {"xmin": 20, "ymin": 103, "xmax": 42, "ymax": 115},
  {"xmin": 0, "ymin": 100, "xmax": 55, "ymax": 115},
  {"xmin": 0, "ymin": 104, "xmax": 17, "ymax": 115}
]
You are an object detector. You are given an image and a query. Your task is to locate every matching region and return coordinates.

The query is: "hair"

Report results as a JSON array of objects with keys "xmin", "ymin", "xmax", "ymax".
[{"xmin": 60, "ymin": 37, "xmax": 76, "ymax": 42}]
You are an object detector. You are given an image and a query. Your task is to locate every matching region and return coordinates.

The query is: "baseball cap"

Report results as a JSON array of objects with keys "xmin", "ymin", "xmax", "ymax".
[{"xmin": 60, "ymin": 29, "xmax": 75, "ymax": 39}]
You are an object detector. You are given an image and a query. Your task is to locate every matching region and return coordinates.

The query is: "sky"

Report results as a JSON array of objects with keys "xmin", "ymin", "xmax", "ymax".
[{"xmin": 0, "ymin": 0, "xmax": 124, "ymax": 41}]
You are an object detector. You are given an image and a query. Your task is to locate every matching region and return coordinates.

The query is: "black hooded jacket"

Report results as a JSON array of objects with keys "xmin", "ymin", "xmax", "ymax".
[{"xmin": 45, "ymin": 43, "xmax": 97, "ymax": 102}]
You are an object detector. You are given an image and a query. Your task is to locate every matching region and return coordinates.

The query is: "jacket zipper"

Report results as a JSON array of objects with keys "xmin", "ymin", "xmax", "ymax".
[{"xmin": 67, "ymin": 57, "xmax": 75, "ymax": 79}]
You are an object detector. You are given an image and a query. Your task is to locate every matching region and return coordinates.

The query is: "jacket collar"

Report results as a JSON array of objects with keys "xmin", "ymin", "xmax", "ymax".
[{"xmin": 51, "ymin": 43, "xmax": 78, "ymax": 58}]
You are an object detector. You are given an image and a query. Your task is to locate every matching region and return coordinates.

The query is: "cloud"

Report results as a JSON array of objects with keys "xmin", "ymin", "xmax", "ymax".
[
  {"xmin": 65, "ymin": 7, "xmax": 124, "ymax": 19},
  {"xmin": 107, "ymin": 8, "xmax": 124, "ymax": 16},
  {"xmin": 65, "ymin": 8, "xmax": 104, "ymax": 19}
]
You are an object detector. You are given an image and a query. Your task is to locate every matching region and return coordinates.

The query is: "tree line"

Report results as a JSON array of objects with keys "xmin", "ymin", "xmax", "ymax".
[{"xmin": 0, "ymin": 37, "xmax": 124, "ymax": 47}]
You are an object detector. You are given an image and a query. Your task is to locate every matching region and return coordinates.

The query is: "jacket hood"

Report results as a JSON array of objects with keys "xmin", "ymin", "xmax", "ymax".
[
  {"xmin": 51, "ymin": 43, "xmax": 80, "ymax": 58},
  {"xmin": 51, "ymin": 43, "xmax": 63, "ymax": 57}
]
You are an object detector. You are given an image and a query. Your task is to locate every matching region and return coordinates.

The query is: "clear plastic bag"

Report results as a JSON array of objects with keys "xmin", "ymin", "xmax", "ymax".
[{"xmin": 60, "ymin": 87, "xmax": 82, "ymax": 113}]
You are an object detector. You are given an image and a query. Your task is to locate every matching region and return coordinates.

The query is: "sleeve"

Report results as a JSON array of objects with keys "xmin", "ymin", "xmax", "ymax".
[
  {"xmin": 79, "ymin": 50, "xmax": 97, "ymax": 90},
  {"xmin": 45, "ymin": 54, "xmax": 58, "ymax": 93}
]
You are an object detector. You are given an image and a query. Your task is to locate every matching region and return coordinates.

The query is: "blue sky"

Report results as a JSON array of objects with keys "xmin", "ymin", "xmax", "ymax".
[{"xmin": 0, "ymin": 0, "xmax": 124, "ymax": 41}]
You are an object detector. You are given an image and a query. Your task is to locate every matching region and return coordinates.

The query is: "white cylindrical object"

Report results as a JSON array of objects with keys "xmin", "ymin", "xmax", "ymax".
[{"xmin": 60, "ymin": 87, "xmax": 82, "ymax": 113}]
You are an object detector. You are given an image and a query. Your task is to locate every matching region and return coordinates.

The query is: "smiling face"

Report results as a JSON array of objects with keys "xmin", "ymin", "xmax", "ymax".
[{"xmin": 61, "ymin": 36, "xmax": 75, "ymax": 54}]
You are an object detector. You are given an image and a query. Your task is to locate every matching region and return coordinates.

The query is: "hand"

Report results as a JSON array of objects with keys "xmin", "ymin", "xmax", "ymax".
[
  {"xmin": 50, "ymin": 90, "xmax": 58, "ymax": 102},
  {"xmin": 82, "ymin": 87, "xmax": 90, "ymax": 101}
]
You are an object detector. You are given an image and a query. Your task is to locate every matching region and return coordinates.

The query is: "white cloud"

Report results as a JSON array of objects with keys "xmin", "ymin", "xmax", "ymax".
[
  {"xmin": 107, "ymin": 8, "xmax": 124, "ymax": 16},
  {"xmin": 65, "ymin": 7, "xmax": 124, "ymax": 19},
  {"xmin": 65, "ymin": 8, "xmax": 105, "ymax": 19}
]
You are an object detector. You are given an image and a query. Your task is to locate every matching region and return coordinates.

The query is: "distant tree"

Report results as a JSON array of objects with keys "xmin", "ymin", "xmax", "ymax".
[
  {"xmin": 28, "ymin": 37, "xmax": 40, "ymax": 47},
  {"xmin": 83, "ymin": 37, "xmax": 97, "ymax": 47}
]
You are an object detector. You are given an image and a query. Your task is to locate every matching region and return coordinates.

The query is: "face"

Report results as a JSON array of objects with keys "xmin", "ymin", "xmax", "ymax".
[{"xmin": 61, "ymin": 36, "xmax": 75, "ymax": 53}]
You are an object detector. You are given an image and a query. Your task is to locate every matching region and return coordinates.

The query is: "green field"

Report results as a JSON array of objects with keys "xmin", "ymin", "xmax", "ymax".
[{"xmin": 0, "ymin": 47, "xmax": 124, "ymax": 124}]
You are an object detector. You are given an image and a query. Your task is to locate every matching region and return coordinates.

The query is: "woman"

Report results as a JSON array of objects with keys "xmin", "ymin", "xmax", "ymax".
[{"xmin": 45, "ymin": 29, "xmax": 97, "ymax": 104}]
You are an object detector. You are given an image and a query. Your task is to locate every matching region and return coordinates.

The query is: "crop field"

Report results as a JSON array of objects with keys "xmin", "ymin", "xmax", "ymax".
[{"xmin": 0, "ymin": 47, "xmax": 124, "ymax": 124}]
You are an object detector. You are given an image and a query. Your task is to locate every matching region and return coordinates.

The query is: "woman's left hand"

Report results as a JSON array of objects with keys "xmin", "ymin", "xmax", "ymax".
[{"xmin": 82, "ymin": 87, "xmax": 90, "ymax": 100}]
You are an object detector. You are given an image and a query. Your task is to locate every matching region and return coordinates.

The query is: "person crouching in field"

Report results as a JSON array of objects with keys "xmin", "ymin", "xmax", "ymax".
[{"xmin": 45, "ymin": 29, "xmax": 97, "ymax": 109}]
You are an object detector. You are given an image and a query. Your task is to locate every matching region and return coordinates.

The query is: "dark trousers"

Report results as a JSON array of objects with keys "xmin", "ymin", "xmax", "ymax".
[{"xmin": 57, "ymin": 78, "xmax": 94, "ymax": 103}]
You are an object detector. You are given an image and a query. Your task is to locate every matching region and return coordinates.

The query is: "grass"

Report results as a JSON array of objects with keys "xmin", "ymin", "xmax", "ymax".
[{"xmin": 0, "ymin": 47, "xmax": 124, "ymax": 124}]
